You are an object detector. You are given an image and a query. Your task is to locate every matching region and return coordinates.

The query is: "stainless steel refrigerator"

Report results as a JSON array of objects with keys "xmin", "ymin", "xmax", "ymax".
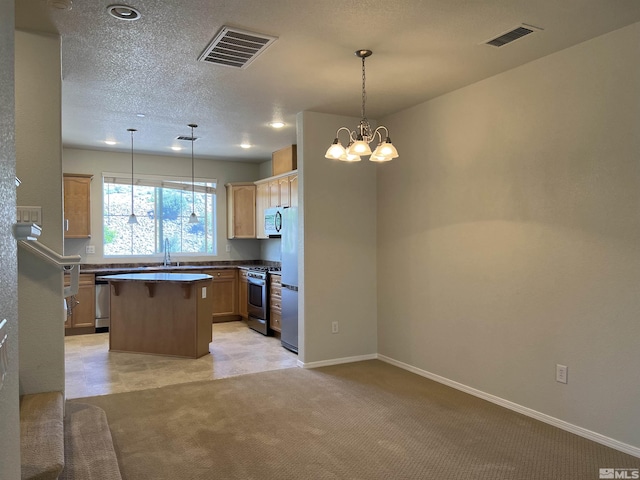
[{"xmin": 280, "ymin": 207, "xmax": 298, "ymax": 353}]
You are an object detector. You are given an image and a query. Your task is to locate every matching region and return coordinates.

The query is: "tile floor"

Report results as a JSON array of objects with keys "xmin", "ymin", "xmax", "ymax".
[{"xmin": 64, "ymin": 321, "xmax": 299, "ymax": 399}]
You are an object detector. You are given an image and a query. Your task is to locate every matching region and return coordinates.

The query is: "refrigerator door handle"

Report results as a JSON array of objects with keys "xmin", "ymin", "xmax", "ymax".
[{"xmin": 282, "ymin": 283, "xmax": 298, "ymax": 291}]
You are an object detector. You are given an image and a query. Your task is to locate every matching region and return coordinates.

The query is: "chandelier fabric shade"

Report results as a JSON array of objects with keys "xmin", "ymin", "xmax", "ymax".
[
  {"xmin": 127, "ymin": 128, "xmax": 138, "ymax": 224},
  {"xmin": 325, "ymin": 49, "xmax": 399, "ymax": 163}
]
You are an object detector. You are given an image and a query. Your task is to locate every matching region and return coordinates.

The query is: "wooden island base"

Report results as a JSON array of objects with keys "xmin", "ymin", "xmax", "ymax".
[{"xmin": 101, "ymin": 273, "xmax": 213, "ymax": 359}]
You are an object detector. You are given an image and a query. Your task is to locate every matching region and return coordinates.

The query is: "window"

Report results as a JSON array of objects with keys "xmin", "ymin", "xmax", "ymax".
[{"xmin": 103, "ymin": 173, "xmax": 217, "ymax": 256}]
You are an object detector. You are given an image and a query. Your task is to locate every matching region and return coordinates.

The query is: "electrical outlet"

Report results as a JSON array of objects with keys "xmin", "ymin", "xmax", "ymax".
[
  {"xmin": 85, "ymin": 245, "xmax": 95, "ymax": 254},
  {"xmin": 331, "ymin": 321, "xmax": 339, "ymax": 334},
  {"xmin": 556, "ymin": 364, "xmax": 568, "ymax": 384},
  {"xmin": 225, "ymin": 244, "xmax": 231, "ymax": 252},
  {"xmin": 201, "ymin": 287, "xmax": 207, "ymax": 299}
]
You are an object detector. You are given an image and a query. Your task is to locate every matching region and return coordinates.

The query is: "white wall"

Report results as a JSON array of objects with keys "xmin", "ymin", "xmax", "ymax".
[
  {"xmin": 377, "ymin": 22, "xmax": 640, "ymax": 450},
  {"xmin": 298, "ymin": 111, "xmax": 378, "ymax": 364},
  {"xmin": 63, "ymin": 148, "xmax": 262, "ymax": 263},
  {"xmin": 16, "ymin": 31, "xmax": 66, "ymax": 396},
  {"xmin": 0, "ymin": 0, "xmax": 21, "ymax": 477}
]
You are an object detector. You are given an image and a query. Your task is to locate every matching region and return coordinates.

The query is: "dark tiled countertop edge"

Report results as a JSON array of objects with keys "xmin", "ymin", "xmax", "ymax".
[{"xmin": 78, "ymin": 260, "xmax": 280, "ymax": 275}]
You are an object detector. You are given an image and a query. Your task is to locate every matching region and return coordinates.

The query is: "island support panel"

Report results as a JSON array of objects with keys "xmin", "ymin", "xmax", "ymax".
[{"xmin": 109, "ymin": 279, "xmax": 213, "ymax": 358}]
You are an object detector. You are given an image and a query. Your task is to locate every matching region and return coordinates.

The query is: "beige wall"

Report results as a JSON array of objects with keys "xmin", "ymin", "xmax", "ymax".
[
  {"xmin": 298, "ymin": 111, "xmax": 378, "ymax": 364},
  {"xmin": 16, "ymin": 31, "xmax": 66, "ymax": 396},
  {"xmin": 377, "ymin": 22, "xmax": 640, "ymax": 449},
  {"xmin": 63, "ymin": 148, "xmax": 262, "ymax": 263},
  {"xmin": 0, "ymin": 0, "xmax": 21, "ymax": 477}
]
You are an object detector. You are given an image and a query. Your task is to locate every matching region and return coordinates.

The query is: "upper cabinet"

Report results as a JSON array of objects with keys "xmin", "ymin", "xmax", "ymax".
[
  {"xmin": 271, "ymin": 145, "xmax": 297, "ymax": 176},
  {"xmin": 255, "ymin": 182, "xmax": 270, "ymax": 239},
  {"xmin": 226, "ymin": 182, "xmax": 256, "ymax": 239},
  {"xmin": 254, "ymin": 170, "xmax": 298, "ymax": 238},
  {"xmin": 289, "ymin": 174, "xmax": 298, "ymax": 208},
  {"xmin": 63, "ymin": 173, "xmax": 93, "ymax": 238}
]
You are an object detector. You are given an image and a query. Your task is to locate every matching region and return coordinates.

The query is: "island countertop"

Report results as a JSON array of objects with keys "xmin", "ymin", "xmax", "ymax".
[{"xmin": 97, "ymin": 272, "xmax": 212, "ymax": 283}]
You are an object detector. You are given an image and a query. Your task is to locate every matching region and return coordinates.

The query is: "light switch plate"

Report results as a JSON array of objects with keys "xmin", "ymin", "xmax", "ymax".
[{"xmin": 16, "ymin": 206, "xmax": 42, "ymax": 225}]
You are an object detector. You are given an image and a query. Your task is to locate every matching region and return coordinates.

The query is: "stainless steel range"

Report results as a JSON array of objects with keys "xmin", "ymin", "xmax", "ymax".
[{"xmin": 247, "ymin": 266, "xmax": 280, "ymax": 335}]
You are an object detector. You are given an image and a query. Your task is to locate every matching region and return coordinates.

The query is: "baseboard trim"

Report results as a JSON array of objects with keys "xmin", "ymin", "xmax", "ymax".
[
  {"xmin": 299, "ymin": 353, "xmax": 378, "ymax": 369},
  {"xmin": 378, "ymin": 354, "xmax": 640, "ymax": 459}
]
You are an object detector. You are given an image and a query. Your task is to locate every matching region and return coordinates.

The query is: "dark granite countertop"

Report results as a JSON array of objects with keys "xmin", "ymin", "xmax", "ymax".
[
  {"xmin": 78, "ymin": 261, "xmax": 278, "ymax": 275},
  {"xmin": 96, "ymin": 272, "xmax": 213, "ymax": 283}
]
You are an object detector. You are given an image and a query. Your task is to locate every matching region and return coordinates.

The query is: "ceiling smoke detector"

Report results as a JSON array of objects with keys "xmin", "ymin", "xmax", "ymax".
[
  {"xmin": 107, "ymin": 4, "xmax": 141, "ymax": 21},
  {"xmin": 483, "ymin": 24, "xmax": 542, "ymax": 47},
  {"xmin": 198, "ymin": 26, "xmax": 278, "ymax": 69}
]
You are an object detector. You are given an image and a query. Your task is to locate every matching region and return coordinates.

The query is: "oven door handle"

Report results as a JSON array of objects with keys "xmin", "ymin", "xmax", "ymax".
[{"xmin": 247, "ymin": 276, "xmax": 266, "ymax": 287}]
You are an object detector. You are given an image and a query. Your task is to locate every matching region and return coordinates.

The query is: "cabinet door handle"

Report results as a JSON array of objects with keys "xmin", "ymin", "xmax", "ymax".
[{"xmin": 65, "ymin": 219, "xmax": 69, "ymax": 231}]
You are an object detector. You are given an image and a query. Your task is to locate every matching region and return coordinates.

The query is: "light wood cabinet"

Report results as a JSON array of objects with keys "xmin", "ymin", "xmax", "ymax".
[
  {"xmin": 225, "ymin": 183, "xmax": 256, "ymax": 239},
  {"xmin": 206, "ymin": 269, "xmax": 239, "ymax": 322},
  {"xmin": 238, "ymin": 269, "xmax": 248, "ymax": 320},
  {"xmin": 255, "ymin": 170, "xmax": 297, "ymax": 238},
  {"xmin": 278, "ymin": 177, "xmax": 291, "ymax": 208},
  {"xmin": 65, "ymin": 274, "xmax": 95, "ymax": 332},
  {"xmin": 269, "ymin": 274, "xmax": 282, "ymax": 333},
  {"xmin": 63, "ymin": 174, "xmax": 92, "ymax": 238},
  {"xmin": 272, "ymin": 145, "xmax": 297, "ymax": 176},
  {"xmin": 268, "ymin": 179, "xmax": 280, "ymax": 207},
  {"xmin": 289, "ymin": 174, "xmax": 298, "ymax": 208},
  {"xmin": 255, "ymin": 183, "xmax": 269, "ymax": 239}
]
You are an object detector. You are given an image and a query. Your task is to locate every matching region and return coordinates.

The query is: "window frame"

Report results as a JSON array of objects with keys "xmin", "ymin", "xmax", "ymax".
[{"xmin": 102, "ymin": 171, "xmax": 218, "ymax": 258}]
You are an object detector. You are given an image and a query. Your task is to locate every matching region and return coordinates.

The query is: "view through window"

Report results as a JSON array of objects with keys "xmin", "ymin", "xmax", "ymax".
[{"xmin": 103, "ymin": 173, "xmax": 217, "ymax": 256}]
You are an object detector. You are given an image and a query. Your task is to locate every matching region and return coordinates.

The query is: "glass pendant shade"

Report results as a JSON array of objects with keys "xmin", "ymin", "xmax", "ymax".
[
  {"xmin": 369, "ymin": 149, "xmax": 393, "ymax": 162},
  {"xmin": 128, "ymin": 213, "xmax": 138, "ymax": 224},
  {"xmin": 189, "ymin": 212, "xmax": 198, "ymax": 224},
  {"xmin": 325, "ymin": 139, "xmax": 347, "ymax": 160},
  {"xmin": 343, "ymin": 153, "xmax": 362, "ymax": 162},
  {"xmin": 347, "ymin": 138, "xmax": 372, "ymax": 156},
  {"xmin": 378, "ymin": 138, "xmax": 399, "ymax": 158}
]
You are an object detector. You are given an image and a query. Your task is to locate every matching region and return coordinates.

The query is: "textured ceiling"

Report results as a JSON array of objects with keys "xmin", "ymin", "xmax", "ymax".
[{"xmin": 15, "ymin": 0, "xmax": 640, "ymax": 162}]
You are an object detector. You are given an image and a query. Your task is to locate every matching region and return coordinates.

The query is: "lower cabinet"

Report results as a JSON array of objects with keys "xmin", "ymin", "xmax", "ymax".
[
  {"xmin": 205, "ymin": 269, "xmax": 239, "ymax": 322},
  {"xmin": 238, "ymin": 269, "xmax": 248, "ymax": 320},
  {"xmin": 65, "ymin": 274, "xmax": 96, "ymax": 333},
  {"xmin": 269, "ymin": 274, "xmax": 282, "ymax": 333}
]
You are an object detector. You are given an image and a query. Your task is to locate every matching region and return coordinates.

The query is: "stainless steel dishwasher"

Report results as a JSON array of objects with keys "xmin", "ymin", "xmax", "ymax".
[{"xmin": 95, "ymin": 280, "xmax": 110, "ymax": 330}]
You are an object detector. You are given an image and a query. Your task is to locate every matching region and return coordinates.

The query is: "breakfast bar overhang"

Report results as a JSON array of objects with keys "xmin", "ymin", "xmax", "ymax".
[{"xmin": 97, "ymin": 273, "xmax": 213, "ymax": 358}]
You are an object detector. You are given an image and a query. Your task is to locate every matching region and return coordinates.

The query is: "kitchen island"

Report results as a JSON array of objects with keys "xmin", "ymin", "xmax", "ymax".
[{"xmin": 97, "ymin": 273, "xmax": 213, "ymax": 358}]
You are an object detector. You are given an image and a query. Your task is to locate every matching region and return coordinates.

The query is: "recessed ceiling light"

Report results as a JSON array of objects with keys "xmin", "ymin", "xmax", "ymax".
[
  {"xmin": 240, "ymin": 143, "xmax": 251, "ymax": 149},
  {"xmin": 269, "ymin": 121, "xmax": 285, "ymax": 129},
  {"xmin": 170, "ymin": 146, "xmax": 182, "ymax": 151},
  {"xmin": 136, "ymin": 113, "xmax": 145, "ymax": 118},
  {"xmin": 107, "ymin": 4, "xmax": 141, "ymax": 21},
  {"xmin": 104, "ymin": 140, "xmax": 117, "ymax": 145}
]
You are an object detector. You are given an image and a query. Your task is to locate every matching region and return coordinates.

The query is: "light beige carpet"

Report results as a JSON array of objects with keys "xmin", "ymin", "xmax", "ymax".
[{"xmin": 70, "ymin": 360, "xmax": 640, "ymax": 480}]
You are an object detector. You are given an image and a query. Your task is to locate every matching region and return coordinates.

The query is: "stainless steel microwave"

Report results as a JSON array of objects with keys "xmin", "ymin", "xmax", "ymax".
[{"xmin": 264, "ymin": 207, "xmax": 283, "ymax": 237}]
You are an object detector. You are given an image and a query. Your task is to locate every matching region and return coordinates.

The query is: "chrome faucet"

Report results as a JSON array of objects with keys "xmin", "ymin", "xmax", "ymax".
[{"xmin": 163, "ymin": 238, "xmax": 171, "ymax": 267}]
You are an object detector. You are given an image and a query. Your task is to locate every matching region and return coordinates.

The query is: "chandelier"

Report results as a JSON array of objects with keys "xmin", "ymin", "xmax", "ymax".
[{"xmin": 325, "ymin": 49, "xmax": 399, "ymax": 163}]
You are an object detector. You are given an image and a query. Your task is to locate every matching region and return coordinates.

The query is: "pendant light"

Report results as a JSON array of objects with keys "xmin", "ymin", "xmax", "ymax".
[
  {"xmin": 127, "ymin": 128, "xmax": 138, "ymax": 224},
  {"xmin": 188, "ymin": 123, "xmax": 198, "ymax": 224},
  {"xmin": 325, "ymin": 50, "xmax": 399, "ymax": 163}
]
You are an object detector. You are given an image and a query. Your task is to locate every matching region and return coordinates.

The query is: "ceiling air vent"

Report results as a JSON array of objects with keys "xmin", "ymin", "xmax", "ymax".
[
  {"xmin": 176, "ymin": 135, "xmax": 199, "ymax": 142},
  {"xmin": 483, "ymin": 24, "xmax": 542, "ymax": 47},
  {"xmin": 198, "ymin": 26, "xmax": 278, "ymax": 69}
]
